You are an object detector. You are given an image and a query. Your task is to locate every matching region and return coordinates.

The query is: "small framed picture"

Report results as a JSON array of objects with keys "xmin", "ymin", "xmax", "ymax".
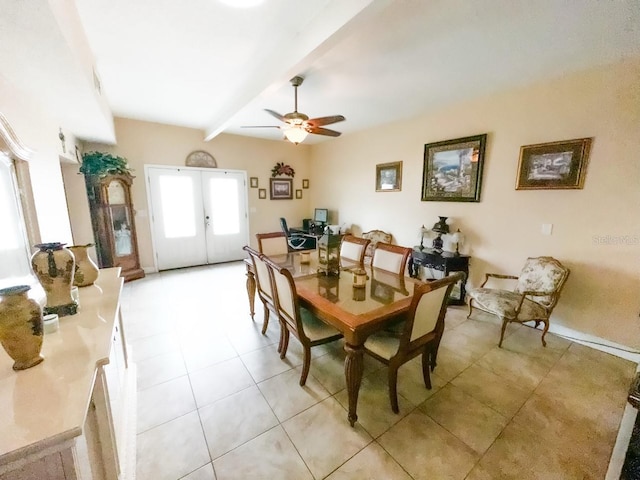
[
  {"xmin": 269, "ymin": 178, "xmax": 293, "ymax": 200},
  {"xmin": 302, "ymin": 179, "xmax": 309, "ymax": 189},
  {"xmin": 258, "ymin": 188, "xmax": 266, "ymax": 199},
  {"xmin": 375, "ymin": 161, "xmax": 403, "ymax": 192},
  {"xmin": 516, "ymin": 138, "xmax": 592, "ymax": 190},
  {"xmin": 295, "ymin": 189, "xmax": 302, "ymax": 199},
  {"xmin": 249, "ymin": 177, "xmax": 258, "ymax": 188}
]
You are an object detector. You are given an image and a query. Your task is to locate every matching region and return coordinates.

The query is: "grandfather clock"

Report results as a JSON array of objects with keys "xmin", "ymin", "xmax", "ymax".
[{"xmin": 85, "ymin": 174, "xmax": 145, "ymax": 281}]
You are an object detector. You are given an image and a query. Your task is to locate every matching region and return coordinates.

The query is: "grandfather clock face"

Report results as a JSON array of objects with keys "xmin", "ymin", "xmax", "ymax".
[{"xmin": 107, "ymin": 180, "xmax": 133, "ymax": 257}]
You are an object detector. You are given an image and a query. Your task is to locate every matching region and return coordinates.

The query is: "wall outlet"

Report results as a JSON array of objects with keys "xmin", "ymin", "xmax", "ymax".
[{"xmin": 541, "ymin": 223, "xmax": 553, "ymax": 235}]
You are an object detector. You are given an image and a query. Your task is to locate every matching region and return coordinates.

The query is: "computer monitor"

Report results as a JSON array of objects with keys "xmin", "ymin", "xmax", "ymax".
[{"xmin": 313, "ymin": 208, "xmax": 328, "ymax": 224}]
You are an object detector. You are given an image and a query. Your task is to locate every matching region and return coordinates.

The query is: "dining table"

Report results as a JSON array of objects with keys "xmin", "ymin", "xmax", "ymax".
[{"xmin": 244, "ymin": 251, "xmax": 420, "ymax": 426}]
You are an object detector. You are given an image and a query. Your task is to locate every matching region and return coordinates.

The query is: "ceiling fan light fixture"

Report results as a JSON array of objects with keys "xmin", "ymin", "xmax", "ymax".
[{"xmin": 282, "ymin": 126, "xmax": 308, "ymax": 144}]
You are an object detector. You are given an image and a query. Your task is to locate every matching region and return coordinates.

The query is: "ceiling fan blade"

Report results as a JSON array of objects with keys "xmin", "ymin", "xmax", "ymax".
[
  {"xmin": 308, "ymin": 126, "xmax": 342, "ymax": 137},
  {"xmin": 240, "ymin": 125, "xmax": 281, "ymax": 129},
  {"xmin": 264, "ymin": 109, "xmax": 287, "ymax": 122},
  {"xmin": 306, "ymin": 115, "xmax": 345, "ymax": 127}
]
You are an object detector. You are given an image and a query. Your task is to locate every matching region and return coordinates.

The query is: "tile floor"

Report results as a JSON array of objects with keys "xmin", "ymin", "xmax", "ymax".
[{"xmin": 121, "ymin": 262, "xmax": 636, "ymax": 480}]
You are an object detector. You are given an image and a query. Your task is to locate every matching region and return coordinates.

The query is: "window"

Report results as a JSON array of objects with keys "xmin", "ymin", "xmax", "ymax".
[{"xmin": 0, "ymin": 154, "xmax": 33, "ymax": 288}]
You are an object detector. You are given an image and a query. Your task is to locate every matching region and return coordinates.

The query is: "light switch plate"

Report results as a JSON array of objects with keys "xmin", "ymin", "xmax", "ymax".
[{"xmin": 541, "ymin": 223, "xmax": 553, "ymax": 235}]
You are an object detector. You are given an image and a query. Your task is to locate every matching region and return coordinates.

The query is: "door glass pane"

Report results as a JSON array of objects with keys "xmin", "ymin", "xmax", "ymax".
[
  {"xmin": 209, "ymin": 177, "xmax": 239, "ymax": 235},
  {"xmin": 0, "ymin": 156, "xmax": 32, "ymax": 288},
  {"xmin": 159, "ymin": 175, "xmax": 196, "ymax": 238}
]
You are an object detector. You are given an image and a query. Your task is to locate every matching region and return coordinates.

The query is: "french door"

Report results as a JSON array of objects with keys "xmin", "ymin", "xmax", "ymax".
[{"xmin": 146, "ymin": 166, "xmax": 249, "ymax": 270}]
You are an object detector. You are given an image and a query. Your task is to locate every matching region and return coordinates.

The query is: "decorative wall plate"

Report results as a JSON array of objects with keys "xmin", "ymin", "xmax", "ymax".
[{"xmin": 186, "ymin": 150, "xmax": 217, "ymax": 168}]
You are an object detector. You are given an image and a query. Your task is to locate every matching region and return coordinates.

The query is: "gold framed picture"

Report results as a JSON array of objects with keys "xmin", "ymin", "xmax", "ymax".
[
  {"xmin": 295, "ymin": 189, "xmax": 302, "ymax": 199},
  {"xmin": 249, "ymin": 177, "xmax": 258, "ymax": 188},
  {"xmin": 516, "ymin": 138, "xmax": 592, "ymax": 190},
  {"xmin": 258, "ymin": 188, "xmax": 266, "ymax": 199}
]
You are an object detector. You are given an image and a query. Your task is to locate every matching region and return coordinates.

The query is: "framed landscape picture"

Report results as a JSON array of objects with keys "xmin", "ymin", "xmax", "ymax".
[
  {"xmin": 375, "ymin": 161, "xmax": 402, "ymax": 192},
  {"xmin": 516, "ymin": 138, "xmax": 592, "ymax": 190},
  {"xmin": 421, "ymin": 134, "xmax": 487, "ymax": 202},
  {"xmin": 270, "ymin": 178, "xmax": 293, "ymax": 200}
]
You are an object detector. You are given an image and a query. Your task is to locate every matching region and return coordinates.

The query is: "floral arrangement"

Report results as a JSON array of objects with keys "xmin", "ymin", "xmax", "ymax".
[{"xmin": 271, "ymin": 162, "xmax": 295, "ymax": 178}]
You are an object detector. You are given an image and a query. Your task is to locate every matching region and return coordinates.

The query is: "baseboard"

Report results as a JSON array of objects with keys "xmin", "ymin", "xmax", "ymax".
[
  {"xmin": 142, "ymin": 266, "xmax": 157, "ymax": 274},
  {"xmin": 548, "ymin": 324, "xmax": 640, "ymax": 363}
]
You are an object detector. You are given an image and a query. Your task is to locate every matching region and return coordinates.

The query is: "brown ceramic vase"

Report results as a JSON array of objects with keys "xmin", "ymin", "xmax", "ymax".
[{"xmin": 68, "ymin": 244, "xmax": 99, "ymax": 287}]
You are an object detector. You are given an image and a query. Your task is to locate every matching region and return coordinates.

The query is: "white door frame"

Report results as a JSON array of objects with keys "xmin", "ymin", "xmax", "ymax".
[{"xmin": 144, "ymin": 164, "xmax": 250, "ymax": 272}]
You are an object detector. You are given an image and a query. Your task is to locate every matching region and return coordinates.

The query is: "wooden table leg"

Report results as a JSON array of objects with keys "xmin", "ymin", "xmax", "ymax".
[
  {"xmin": 344, "ymin": 342, "xmax": 364, "ymax": 427},
  {"xmin": 245, "ymin": 266, "xmax": 256, "ymax": 319}
]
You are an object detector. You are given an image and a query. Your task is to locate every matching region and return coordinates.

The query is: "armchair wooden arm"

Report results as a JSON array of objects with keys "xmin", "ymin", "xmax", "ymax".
[{"xmin": 480, "ymin": 273, "xmax": 518, "ymax": 288}]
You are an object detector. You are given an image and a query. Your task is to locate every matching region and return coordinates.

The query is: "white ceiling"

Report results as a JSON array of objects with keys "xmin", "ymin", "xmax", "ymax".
[{"xmin": 1, "ymin": 0, "xmax": 639, "ymax": 145}]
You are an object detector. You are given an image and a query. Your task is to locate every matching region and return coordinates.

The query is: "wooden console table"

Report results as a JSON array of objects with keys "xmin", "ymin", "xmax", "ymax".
[{"xmin": 409, "ymin": 247, "xmax": 469, "ymax": 305}]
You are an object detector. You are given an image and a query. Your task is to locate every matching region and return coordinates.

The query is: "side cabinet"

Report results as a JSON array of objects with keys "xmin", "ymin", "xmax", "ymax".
[{"xmin": 0, "ymin": 269, "xmax": 136, "ymax": 480}]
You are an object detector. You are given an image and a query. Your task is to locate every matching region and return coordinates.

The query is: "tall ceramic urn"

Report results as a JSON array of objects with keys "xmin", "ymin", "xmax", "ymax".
[
  {"xmin": 31, "ymin": 242, "xmax": 77, "ymax": 316},
  {"xmin": 0, "ymin": 285, "xmax": 44, "ymax": 370}
]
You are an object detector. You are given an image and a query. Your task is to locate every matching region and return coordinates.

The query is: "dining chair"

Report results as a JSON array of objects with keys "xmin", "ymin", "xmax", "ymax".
[
  {"xmin": 256, "ymin": 232, "xmax": 289, "ymax": 256},
  {"xmin": 371, "ymin": 242, "xmax": 412, "ymax": 276},
  {"xmin": 467, "ymin": 256, "xmax": 570, "ymax": 347},
  {"xmin": 243, "ymin": 246, "xmax": 280, "ymax": 339},
  {"xmin": 262, "ymin": 255, "xmax": 343, "ymax": 386},
  {"xmin": 364, "ymin": 273, "xmax": 462, "ymax": 413},
  {"xmin": 339, "ymin": 235, "xmax": 370, "ymax": 265}
]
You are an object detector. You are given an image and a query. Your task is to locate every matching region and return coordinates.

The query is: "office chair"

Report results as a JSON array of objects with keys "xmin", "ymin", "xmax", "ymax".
[{"xmin": 279, "ymin": 218, "xmax": 317, "ymax": 250}]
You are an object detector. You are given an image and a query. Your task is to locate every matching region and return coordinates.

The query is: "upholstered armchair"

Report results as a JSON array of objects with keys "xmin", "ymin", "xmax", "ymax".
[
  {"xmin": 362, "ymin": 229, "xmax": 392, "ymax": 265},
  {"xmin": 467, "ymin": 256, "xmax": 570, "ymax": 347}
]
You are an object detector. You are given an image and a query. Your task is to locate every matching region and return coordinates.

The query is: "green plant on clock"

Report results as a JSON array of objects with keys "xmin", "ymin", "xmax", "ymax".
[{"xmin": 80, "ymin": 151, "xmax": 132, "ymax": 176}]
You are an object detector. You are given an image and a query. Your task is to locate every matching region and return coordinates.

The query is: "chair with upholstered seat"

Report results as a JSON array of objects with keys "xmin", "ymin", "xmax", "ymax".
[
  {"xmin": 364, "ymin": 273, "xmax": 461, "ymax": 413},
  {"xmin": 256, "ymin": 232, "xmax": 289, "ymax": 256},
  {"xmin": 243, "ymin": 246, "xmax": 280, "ymax": 340},
  {"xmin": 467, "ymin": 256, "xmax": 570, "ymax": 347},
  {"xmin": 339, "ymin": 235, "xmax": 370, "ymax": 266},
  {"xmin": 263, "ymin": 255, "xmax": 343, "ymax": 386},
  {"xmin": 371, "ymin": 242, "xmax": 412, "ymax": 276},
  {"xmin": 362, "ymin": 229, "xmax": 392, "ymax": 265},
  {"xmin": 280, "ymin": 217, "xmax": 317, "ymax": 251}
]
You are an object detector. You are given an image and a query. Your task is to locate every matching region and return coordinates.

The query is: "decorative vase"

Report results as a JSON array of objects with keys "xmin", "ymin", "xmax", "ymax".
[
  {"xmin": 68, "ymin": 244, "xmax": 99, "ymax": 287},
  {"xmin": 431, "ymin": 216, "xmax": 449, "ymax": 252},
  {"xmin": 0, "ymin": 285, "xmax": 44, "ymax": 370},
  {"xmin": 31, "ymin": 242, "xmax": 77, "ymax": 316}
]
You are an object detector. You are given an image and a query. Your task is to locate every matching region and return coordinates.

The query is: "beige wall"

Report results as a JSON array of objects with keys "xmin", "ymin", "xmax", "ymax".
[
  {"xmin": 85, "ymin": 118, "xmax": 312, "ymax": 270},
  {"xmin": 309, "ymin": 59, "xmax": 640, "ymax": 348}
]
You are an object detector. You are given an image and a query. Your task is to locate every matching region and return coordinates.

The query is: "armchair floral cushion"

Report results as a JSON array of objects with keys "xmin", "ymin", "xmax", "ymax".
[
  {"xmin": 467, "ymin": 256, "xmax": 570, "ymax": 347},
  {"xmin": 362, "ymin": 230, "xmax": 392, "ymax": 263}
]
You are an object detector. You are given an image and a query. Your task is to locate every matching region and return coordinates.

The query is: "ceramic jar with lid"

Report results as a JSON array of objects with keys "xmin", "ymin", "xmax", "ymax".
[{"xmin": 31, "ymin": 242, "xmax": 77, "ymax": 316}]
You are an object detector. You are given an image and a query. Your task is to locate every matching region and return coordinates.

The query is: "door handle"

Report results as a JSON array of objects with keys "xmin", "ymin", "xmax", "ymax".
[{"xmin": 205, "ymin": 215, "xmax": 210, "ymax": 227}]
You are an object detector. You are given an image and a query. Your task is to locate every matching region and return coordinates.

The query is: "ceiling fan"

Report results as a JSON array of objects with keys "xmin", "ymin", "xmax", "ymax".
[{"xmin": 242, "ymin": 76, "xmax": 345, "ymax": 144}]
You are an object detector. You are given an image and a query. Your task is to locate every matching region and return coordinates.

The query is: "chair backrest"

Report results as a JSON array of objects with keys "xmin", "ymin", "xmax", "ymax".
[
  {"xmin": 362, "ymin": 230, "xmax": 392, "ymax": 261},
  {"xmin": 279, "ymin": 217, "xmax": 292, "ymax": 237},
  {"xmin": 262, "ymin": 255, "xmax": 307, "ymax": 342},
  {"xmin": 399, "ymin": 273, "xmax": 461, "ymax": 352},
  {"xmin": 340, "ymin": 235, "xmax": 370, "ymax": 265},
  {"xmin": 515, "ymin": 256, "xmax": 570, "ymax": 309},
  {"xmin": 371, "ymin": 242, "xmax": 412, "ymax": 275},
  {"xmin": 256, "ymin": 232, "xmax": 288, "ymax": 256},
  {"xmin": 243, "ymin": 246, "xmax": 274, "ymax": 305}
]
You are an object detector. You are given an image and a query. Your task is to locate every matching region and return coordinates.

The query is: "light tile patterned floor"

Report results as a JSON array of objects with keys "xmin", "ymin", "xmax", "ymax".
[{"xmin": 122, "ymin": 262, "xmax": 635, "ymax": 480}]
